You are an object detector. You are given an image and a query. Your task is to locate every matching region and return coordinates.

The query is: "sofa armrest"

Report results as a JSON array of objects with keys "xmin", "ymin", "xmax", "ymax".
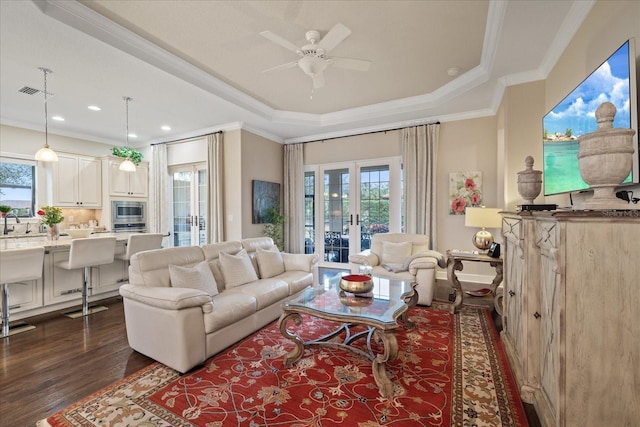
[
  {"xmin": 282, "ymin": 252, "xmax": 319, "ymax": 273},
  {"xmin": 119, "ymin": 284, "xmax": 214, "ymax": 313},
  {"xmin": 411, "ymin": 250, "xmax": 446, "ymax": 268},
  {"xmin": 348, "ymin": 249, "xmax": 380, "ymax": 267}
]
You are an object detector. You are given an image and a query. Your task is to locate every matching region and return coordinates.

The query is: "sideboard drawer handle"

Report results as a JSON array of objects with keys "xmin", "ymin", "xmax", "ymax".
[
  {"xmin": 508, "ymin": 290, "xmax": 515, "ymax": 297},
  {"xmin": 534, "ymin": 312, "xmax": 541, "ymax": 319}
]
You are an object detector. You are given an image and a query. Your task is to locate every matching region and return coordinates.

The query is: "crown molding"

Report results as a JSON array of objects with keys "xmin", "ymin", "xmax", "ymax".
[
  {"xmin": 1, "ymin": 117, "xmax": 118, "ymax": 146},
  {"xmin": 33, "ymin": 0, "xmax": 508, "ymax": 132},
  {"xmin": 33, "ymin": 0, "xmax": 275, "ymax": 120},
  {"xmin": 537, "ymin": 0, "xmax": 597, "ymax": 79},
  {"xmin": 31, "ymin": 0, "xmax": 590, "ymax": 145}
]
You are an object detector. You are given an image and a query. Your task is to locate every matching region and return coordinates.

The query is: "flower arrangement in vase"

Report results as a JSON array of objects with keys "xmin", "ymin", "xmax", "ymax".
[{"xmin": 38, "ymin": 206, "xmax": 64, "ymax": 240}]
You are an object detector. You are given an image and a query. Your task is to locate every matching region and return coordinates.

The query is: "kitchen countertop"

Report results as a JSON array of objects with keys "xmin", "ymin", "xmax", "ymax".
[{"xmin": 0, "ymin": 233, "xmax": 132, "ymax": 251}]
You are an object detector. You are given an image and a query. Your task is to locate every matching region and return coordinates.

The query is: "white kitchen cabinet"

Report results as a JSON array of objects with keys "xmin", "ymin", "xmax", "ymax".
[
  {"xmin": 1, "ymin": 278, "xmax": 43, "ymax": 315},
  {"xmin": 107, "ymin": 159, "xmax": 148, "ymax": 198},
  {"xmin": 501, "ymin": 211, "xmax": 640, "ymax": 426},
  {"xmin": 52, "ymin": 153, "xmax": 102, "ymax": 207}
]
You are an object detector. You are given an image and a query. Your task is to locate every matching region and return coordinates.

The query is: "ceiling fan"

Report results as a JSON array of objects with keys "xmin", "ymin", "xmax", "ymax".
[{"xmin": 260, "ymin": 23, "xmax": 371, "ymax": 89}]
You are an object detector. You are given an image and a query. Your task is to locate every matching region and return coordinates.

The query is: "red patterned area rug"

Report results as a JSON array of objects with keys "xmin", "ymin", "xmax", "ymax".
[{"xmin": 39, "ymin": 305, "xmax": 527, "ymax": 426}]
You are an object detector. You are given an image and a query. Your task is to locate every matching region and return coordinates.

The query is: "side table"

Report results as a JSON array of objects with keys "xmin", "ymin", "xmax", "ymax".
[{"xmin": 446, "ymin": 250, "xmax": 503, "ymax": 314}]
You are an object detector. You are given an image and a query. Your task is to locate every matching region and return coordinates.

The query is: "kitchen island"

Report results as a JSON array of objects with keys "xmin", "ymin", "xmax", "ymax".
[{"xmin": 0, "ymin": 233, "xmax": 140, "ymax": 321}]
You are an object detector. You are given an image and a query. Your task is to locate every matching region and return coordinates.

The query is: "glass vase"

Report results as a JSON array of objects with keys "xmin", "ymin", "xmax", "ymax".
[{"xmin": 46, "ymin": 224, "xmax": 60, "ymax": 241}]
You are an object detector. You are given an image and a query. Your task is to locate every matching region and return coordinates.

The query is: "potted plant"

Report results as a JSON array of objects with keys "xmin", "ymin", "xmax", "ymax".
[
  {"xmin": 37, "ymin": 206, "xmax": 64, "ymax": 240},
  {"xmin": 111, "ymin": 146, "xmax": 143, "ymax": 166},
  {"xmin": 263, "ymin": 206, "xmax": 286, "ymax": 251}
]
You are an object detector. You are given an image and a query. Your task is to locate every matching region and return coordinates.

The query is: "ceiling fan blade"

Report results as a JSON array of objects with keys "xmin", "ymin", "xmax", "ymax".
[
  {"xmin": 331, "ymin": 57, "xmax": 371, "ymax": 72},
  {"xmin": 317, "ymin": 23, "xmax": 351, "ymax": 53},
  {"xmin": 312, "ymin": 73, "xmax": 325, "ymax": 89},
  {"xmin": 262, "ymin": 61, "xmax": 298, "ymax": 73},
  {"xmin": 259, "ymin": 30, "xmax": 300, "ymax": 53}
]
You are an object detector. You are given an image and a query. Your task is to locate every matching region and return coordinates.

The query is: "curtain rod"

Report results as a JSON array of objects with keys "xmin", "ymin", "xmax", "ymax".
[
  {"xmin": 296, "ymin": 121, "xmax": 441, "ymax": 145},
  {"xmin": 150, "ymin": 130, "xmax": 223, "ymax": 146}
]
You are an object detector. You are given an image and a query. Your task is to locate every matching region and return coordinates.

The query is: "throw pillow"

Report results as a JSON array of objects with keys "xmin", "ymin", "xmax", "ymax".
[
  {"xmin": 256, "ymin": 246, "xmax": 285, "ymax": 279},
  {"xmin": 168, "ymin": 261, "xmax": 219, "ymax": 296},
  {"xmin": 381, "ymin": 241, "xmax": 412, "ymax": 264},
  {"xmin": 219, "ymin": 249, "xmax": 259, "ymax": 288}
]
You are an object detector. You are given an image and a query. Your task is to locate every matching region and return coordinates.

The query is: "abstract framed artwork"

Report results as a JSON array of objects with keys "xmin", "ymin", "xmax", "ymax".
[
  {"xmin": 449, "ymin": 171, "xmax": 483, "ymax": 215},
  {"xmin": 252, "ymin": 180, "xmax": 280, "ymax": 224}
]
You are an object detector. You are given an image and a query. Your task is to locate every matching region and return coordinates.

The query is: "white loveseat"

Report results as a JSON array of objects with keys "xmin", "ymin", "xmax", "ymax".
[
  {"xmin": 349, "ymin": 233, "xmax": 445, "ymax": 306},
  {"xmin": 119, "ymin": 237, "xmax": 319, "ymax": 373}
]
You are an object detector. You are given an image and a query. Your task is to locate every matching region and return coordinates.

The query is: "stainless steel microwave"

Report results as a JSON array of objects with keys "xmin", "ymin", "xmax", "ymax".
[{"xmin": 112, "ymin": 200, "xmax": 146, "ymax": 223}]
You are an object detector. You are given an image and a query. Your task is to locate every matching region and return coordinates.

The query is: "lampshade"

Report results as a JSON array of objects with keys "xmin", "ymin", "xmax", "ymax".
[
  {"xmin": 464, "ymin": 207, "xmax": 502, "ymax": 229},
  {"xmin": 119, "ymin": 158, "xmax": 137, "ymax": 172},
  {"xmin": 34, "ymin": 145, "xmax": 58, "ymax": 162},
  {"xmin": 465, "ymin": 207, "xmax": 502, "ymax": 250},
  {"xmin": 34, "ymin": 67, "xmax": 58, "ymax": 162}
]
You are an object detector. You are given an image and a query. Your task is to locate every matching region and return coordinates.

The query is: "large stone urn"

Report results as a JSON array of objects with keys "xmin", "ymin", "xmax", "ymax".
[
  {"xmin": 517, "ymin": 156, "xmax": 542, "ymax": 204},
  {"xmin": 578, "ymin": 102, "xmax": 637, "ymax": 209}
]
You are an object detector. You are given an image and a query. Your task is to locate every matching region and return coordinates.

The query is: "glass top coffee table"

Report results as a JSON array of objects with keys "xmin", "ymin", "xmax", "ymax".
[{"xmin": 278, "ymin": 274, "xmax": 418, "ymax": 398}]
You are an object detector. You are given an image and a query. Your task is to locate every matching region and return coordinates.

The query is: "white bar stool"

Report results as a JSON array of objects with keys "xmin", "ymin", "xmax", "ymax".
[
  {"xmin": 115, "ymin": 233, "xmax": 163, "ymax": 281},
  {"xmin": 0, "ymin": 246, "xmax": 45, "ymax": 337},
  {"xmin": 57, "ymin": 236, "xmax": 116, "ymax": 318}
]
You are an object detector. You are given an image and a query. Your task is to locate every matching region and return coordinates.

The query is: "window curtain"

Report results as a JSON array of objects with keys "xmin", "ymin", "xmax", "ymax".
[
  {"xmin": 283, "ymin": 143, "xmax": 304, "ymax": 253},
  {"xmin": 401, "ymin": 123, "xmax": 440, "ymax": 250},
  {"xmin": 206, "ymin": 132, "xmax": 224, "ymax": 243},
  {"xmin": 149, "ymin": 144, "xmax": 170, "ymax": 246}
]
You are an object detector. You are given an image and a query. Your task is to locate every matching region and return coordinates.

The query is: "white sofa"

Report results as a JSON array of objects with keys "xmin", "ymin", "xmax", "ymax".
[
  {"xmin": 349, "ymin": 233, "xmax": 445, "ymax": 306},
  {"xmin": 119, "ymin": 237, "xmax": 319, "ymax": 373}
]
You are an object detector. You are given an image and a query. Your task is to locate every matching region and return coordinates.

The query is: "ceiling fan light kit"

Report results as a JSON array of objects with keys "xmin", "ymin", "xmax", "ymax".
[{"xmin": 260, "ymin": 23, "xmax": 371, "ymax": 90}]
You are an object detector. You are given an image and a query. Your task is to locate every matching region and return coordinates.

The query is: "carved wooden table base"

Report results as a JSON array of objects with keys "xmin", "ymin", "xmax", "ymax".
[
  {"xmin": 279, "ymin": 312, "xmax": 403, "ymax": 398},
  {"xmin": 446, "ymin": 250, "xmax": 504, "ymax": 314}
]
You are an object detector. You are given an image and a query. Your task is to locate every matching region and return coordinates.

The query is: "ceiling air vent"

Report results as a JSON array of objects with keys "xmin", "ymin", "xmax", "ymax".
[{"xmin": 18, "ymin": 86, "xmax": 40, "ymax": 95}]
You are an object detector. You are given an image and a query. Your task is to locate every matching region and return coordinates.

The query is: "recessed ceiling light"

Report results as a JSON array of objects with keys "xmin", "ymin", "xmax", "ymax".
[
  {"xmin": 128, "ymin": 133, "xmax": 137, "ymax": 138},
  {"xmin": 52, "ymin": 116, "xmax": 64, "ymax": 121},
  {"xmin": 88, "ymin": 105, "xmax": 101, "ymax": 111},
  {"xmin": 161, "ymin": 125, "xmax": 171, "ymax": 131},
  {"xmin": 447, "ymin": 67, "xmax": 460, "ymax": 77}
]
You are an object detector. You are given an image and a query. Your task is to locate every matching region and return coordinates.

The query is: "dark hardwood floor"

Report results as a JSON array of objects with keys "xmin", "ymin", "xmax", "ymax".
[
  {"xmin": 0, "ymin": 297, "xmax": 154, "ymax": 427},
  {"xmin": 1, "ymin": 273, "xmax": 540, "ymax": 426}
]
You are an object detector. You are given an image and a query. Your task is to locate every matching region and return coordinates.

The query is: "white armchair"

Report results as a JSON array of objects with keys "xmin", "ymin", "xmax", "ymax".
[{"xmin": 348, "ymin": 233, "xmax": 445, "ymax": 306}]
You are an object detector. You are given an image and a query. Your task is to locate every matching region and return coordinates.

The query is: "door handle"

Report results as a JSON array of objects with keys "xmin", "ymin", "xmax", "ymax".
[
  {"xmin": 356, "ymin": 214, "xmax": 360, "ymax": 225},
  {"xmin": 350, "ymin": 214, "xmax": 353, "ymax": 225}
]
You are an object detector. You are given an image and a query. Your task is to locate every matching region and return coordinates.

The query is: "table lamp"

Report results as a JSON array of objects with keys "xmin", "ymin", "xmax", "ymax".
[{"xmin": 464, "ymin": 207, "xmax": 502, "ymax": 250}]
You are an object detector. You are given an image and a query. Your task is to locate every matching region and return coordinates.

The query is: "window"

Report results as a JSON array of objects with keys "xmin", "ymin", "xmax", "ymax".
[
  {"xmin": 0, "ymin": 157, "xmax": 36, "ymax": 217},
  {"xmin": 304, "ymin": 171, "xmax": 315, "ymax": 254}
]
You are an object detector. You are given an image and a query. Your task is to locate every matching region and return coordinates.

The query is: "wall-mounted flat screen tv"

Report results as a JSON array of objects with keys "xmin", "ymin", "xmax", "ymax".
[{"xmin": 543, "ymin": 38, "xmax": 638, "ymax": 196}]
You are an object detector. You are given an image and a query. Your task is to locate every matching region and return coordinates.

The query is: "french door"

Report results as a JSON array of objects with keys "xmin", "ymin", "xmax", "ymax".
[
  {"xmin": 171, "ymin": 164, "xmax": 207, "ymax": 247},
  {"xmin": 306, "ymin": 158, "xmax": 401, "ymax": 268}
]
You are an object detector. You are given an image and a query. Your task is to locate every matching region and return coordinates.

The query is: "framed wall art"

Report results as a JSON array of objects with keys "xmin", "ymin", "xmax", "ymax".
[
  {"xmin": 449, "ymin": 171, "xmax": 483, "ymax": 215},
  {"xmin": 252, "ymin": 180, "xmax": 280, "ymax": 224}
]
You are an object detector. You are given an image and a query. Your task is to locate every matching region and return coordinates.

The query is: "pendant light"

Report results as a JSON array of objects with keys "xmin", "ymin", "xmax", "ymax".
[
  {"xmin": 34, "ymin": 67, "xmax": 58, "ymax": 162},
  {"xmin": 119, "ymin": 96, "xmax": 137, "ymax": 172}
]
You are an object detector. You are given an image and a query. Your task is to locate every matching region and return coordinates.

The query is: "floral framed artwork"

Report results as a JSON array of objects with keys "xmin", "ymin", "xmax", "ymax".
[{"xmin": 449, "ymin": 171, "xmax": 483, "ymax": 215}]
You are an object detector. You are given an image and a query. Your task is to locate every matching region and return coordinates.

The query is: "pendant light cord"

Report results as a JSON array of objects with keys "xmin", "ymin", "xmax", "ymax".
[
  {"xmin": 39, "ymin": 67, "xmax": 52, "ymax": 148},
  {"xmin": 124, "ymin": 96, "xmax": 132, "ymax": 149}
]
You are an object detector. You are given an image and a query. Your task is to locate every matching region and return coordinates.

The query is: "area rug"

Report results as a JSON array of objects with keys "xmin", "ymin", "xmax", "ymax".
[{"xmin": 39, "ymin": 305, "xmax": 527, "ymax": 426}]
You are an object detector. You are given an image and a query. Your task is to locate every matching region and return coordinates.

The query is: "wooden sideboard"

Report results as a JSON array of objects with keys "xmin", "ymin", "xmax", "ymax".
[{"xmin": 500, "ymin": 210, "xmax": 639, "ymax": 427}]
